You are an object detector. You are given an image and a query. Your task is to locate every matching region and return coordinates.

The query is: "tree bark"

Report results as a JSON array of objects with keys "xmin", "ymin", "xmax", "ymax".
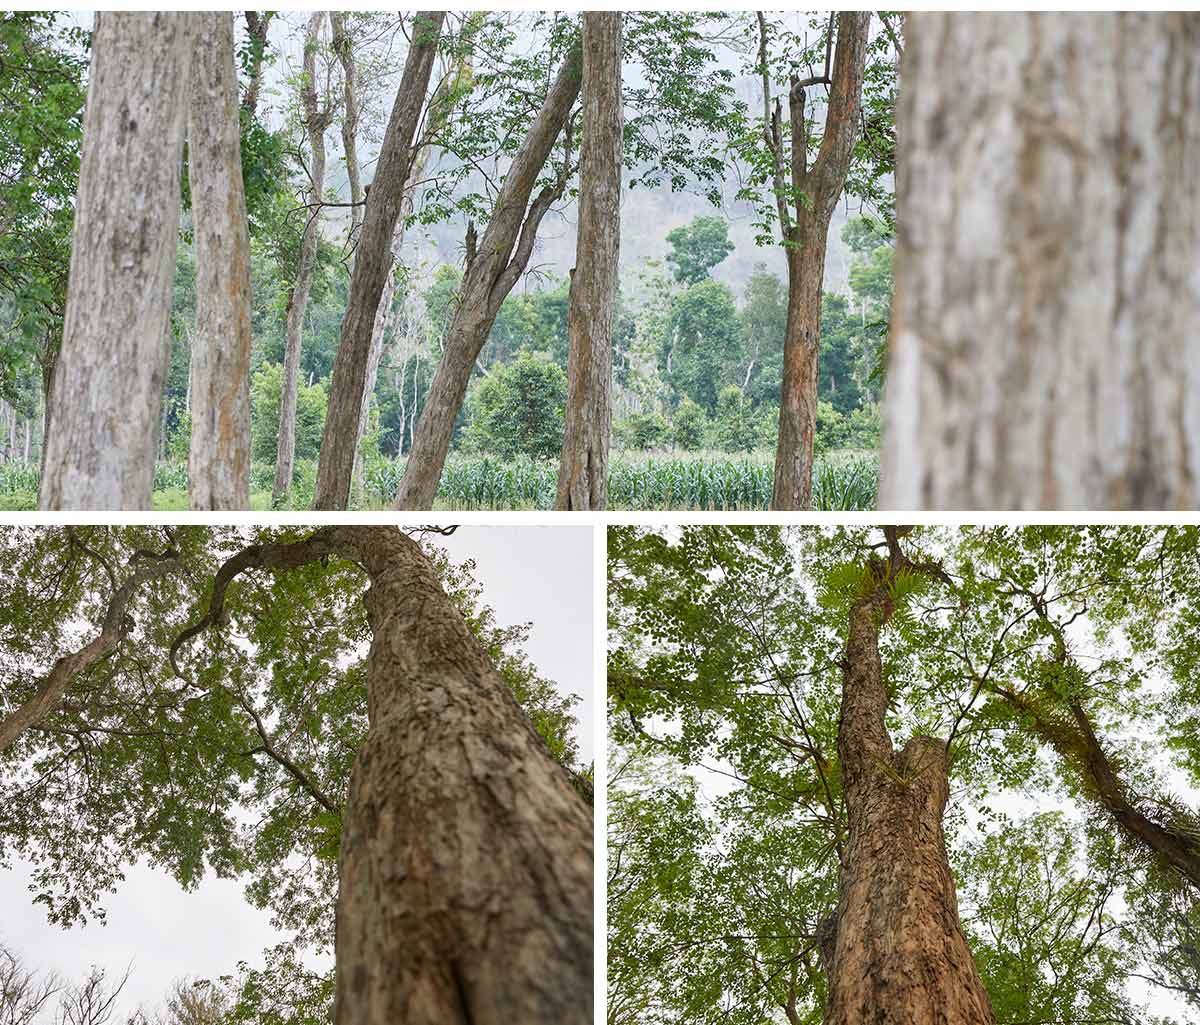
[
  {"xmin": 881, "ymin": 13, "xmax": 1200, "ymax": 510},
  {"xmin": 39, "ymin": 12, "xmax": 192, "ymax": 510},
  {"xmin": 0, "ymin": 533, "xmax": 180, "ymax": 755},
  {"xmin": 556, "ymin": 14, "xmax": 622, "ymax": 511},
  {"xmin": 312, "ymin": 12, "xmax": 445, "ymax": 510},
  {"xmin": 241, "ymin": 12, "xmax": 274, "ymax": 116},
  {"xmin": 187, "ymin": 11, "xmax": 253, "ymax": 510},
  {"xmin": 170, "ymin": 525, "xmax": 594, "ymax": 1025},
  {"xmin": 393, "ymin": 41, "xmax": 583, "ymax": 510},
  {"xmin": 767, "ymin": 12, "xmax": 870, "ymax": 511},
  {"xmin": 274, "ymin": 12, "xmax": 333, "ymax": 506},
  {"xmin": 825, "ymin": 536, "xmax": 994, "ymax": 1025},
  {"xmin": 330, "ymin": 13, "xmax": 363, "ymax": 241}
]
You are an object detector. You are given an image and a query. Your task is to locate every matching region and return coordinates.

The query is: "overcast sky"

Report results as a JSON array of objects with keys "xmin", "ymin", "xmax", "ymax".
[{"xmin": 0, "ymin": 524, "xmax": 595, "ymax": 1022}]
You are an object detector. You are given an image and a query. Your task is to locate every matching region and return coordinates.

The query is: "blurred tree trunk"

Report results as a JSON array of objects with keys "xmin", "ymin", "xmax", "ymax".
[
  {"xmin": 394, "ymin": 41, "xmax": 582, "ymax": 511},
  {"xmin": 312, "ymin": 12, "xmax": 445, "ymax": 510},
  {"xmin": 768, "ymin": 12, "xmax": 870, "ymax": 511},
  {"xmin": 39, "ymin": 13, "xmax": 192, "ymax": 510},
  {"xmin": 241, "ymin": 12, "xmax": 274, "ymax": 116},
  {"xmin": 187, "ymin": 11, "xmax": 253, "ymax": 510},
  {"xmin": 556, "ymin": 13, "xmax": 622, "ymax": 511},
  {"xmin": 274, "ymin": 12, "xmax": 333, "ymax": 506},
  {"xmin": 825, "ymin": 530, "xmax": 994, "ymax": 1024},
  {"xmin": 881, "ymin": 12, "xmax": 1200, "ymax": 510}
]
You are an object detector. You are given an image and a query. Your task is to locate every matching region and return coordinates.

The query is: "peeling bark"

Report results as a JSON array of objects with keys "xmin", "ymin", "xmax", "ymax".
[
  {"xmin": 556, "ymin": 14, "xmax": 622, "ymax": 511},
  {"xmin": 394, "ymin": 41, "xmax": 582, "ymax": 511},
  {"xmin": 825, "ymin": 534, "xmax": 993, "ymax": 1024},
  {"xmin": 187, "ymin": 11, "xmax": 253, "ymax": 510},
  {"xmin": 313, "ymin": 13, "xmax": 445, "ymax": 511},
  {"xmin": 881, "ymin": 13, "xmax": 1200, "ymax": 510},
  {"xmin": 768, "ymin": 12, "xmax": 870, "ymax": 511},
  {"xmin": 39, "ymin": 13, "xmax": 192, "ymax": 510},
  {"xmin": 274, "ymin": 12, "xmax": 333, "ymax": 505}
]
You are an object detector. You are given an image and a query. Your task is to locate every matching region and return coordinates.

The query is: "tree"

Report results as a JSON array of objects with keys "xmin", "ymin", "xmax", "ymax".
[
  {"xmin": 739, "ymin": 265, "xmax": 787, "ymax": 406},
  {"xmin": 608, "ymin": 524, "xmax": 1200, "ymax": 1022},
  {"xmin": 39, "ymin": 13, "xmax": 193, "ymax": 509},
  {"xmin": 312, "ymin": 12, "xmax": 445, "ymax": 510},
  {"xmin": 664, "ymin": 216, "xmax": 734, "ymax": 285},
  {"xmin": 392, "ymin": 36, "xmax": 582, "ymax": 510},
  {"xmin": 881, "ymin": 12, "xmax": 1200, "ymax": 510},
  {"xmin": 463, "ymin": 349, "xmax": 567, "ymax": 461},
  {"xmin": 661, "ymin": 279, "xmax": 741, "ymax": 413},
  {"xmin": 187, "ymin": 11, "xmax": 252, "ymax": 510},
  {"xmin": 274, "ymin": 12, "xmax": 335, "ymax": 507},
  {"xmin": 557, "ymin": 11, "xmax": 623, "ymax": 510},
  {"xmin": 750, "ymin": 12, "xmax": 871, "ymax": 510}
]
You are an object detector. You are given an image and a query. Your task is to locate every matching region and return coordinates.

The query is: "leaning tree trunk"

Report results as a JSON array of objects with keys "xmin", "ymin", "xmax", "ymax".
[
  {"xmin": 187, "ymin": 11, "xmax": 253, "ymax": 510},
  {"xmin": 769, "ymin": 12, "xmax": 870, "ymax": 511},
  {"xmin": 274, "ymin": 12, "xmax": 332, "ymax": 506},
  {"xmin": 881, "ymin": 12, "xmax": 1200, "ymax": 510},
  {"xmin": 39, "ymin": 12, "xmax": 192, "ymax": 510},
  {"xmin": 394, "ymin": 41, "xmax": 583, "ymax": 511},
  {"xmin": 312, "ymin": 12, "xmax": 444, "ymax": 510},
  {"xmin": 824, "ymin": 545, "xmax": 994, "ymax": 1024},
  {"xmin": 556, "ymin": 14, "xmax": 622, "ymax": 511}
]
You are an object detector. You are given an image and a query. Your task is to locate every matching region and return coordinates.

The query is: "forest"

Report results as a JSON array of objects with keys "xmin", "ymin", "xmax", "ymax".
[
  {"xmin": 0, "ymin": 525, "xmax": 594, "ymax": 1024},
  {"xmin": 609, "ymin": 525, "xmax": 1200, "ymax": 1023}
]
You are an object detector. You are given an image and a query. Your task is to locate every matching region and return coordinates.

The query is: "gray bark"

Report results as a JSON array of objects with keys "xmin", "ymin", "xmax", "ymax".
[
  {"xmin": 556, "ymin": 14, "xmax": 622, "ymax": 511},
  {"xmin": 330, "ymin": 13, "xmax": 363, "ymax": 241},
  {"xmin": 39, "ymin": 13, "xmax": 192, "ymax": 510},
  {"xmin": 312, "ymin": 12, "xmax": 445, "ymax": 510},
  {"xmin": 394, "ymin": 41, "xmax": 583, "ymax": 510},
  {"xmin": 881, "ymin": 12, "xmax": 1200, "ymax": 510},
  {"xmin": 187, "ymin": 11, "xmax": 253, "ymax": 510},
  {"xmin": 274, "ymin": 12, "xmax": 333, "ymax": 506}
]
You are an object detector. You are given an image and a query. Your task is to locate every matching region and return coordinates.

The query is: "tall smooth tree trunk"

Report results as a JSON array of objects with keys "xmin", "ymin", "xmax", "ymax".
[
  {"xmin": 330, "ymin": 13, "xmax": 363, "ymax": 241},
  {"xmin": 312, "ymin": 12, "xmax": 445, "ymax": 510},
  {"xmin": 766, "ymin": 12, "xmax": 870, "ymax": 510},
  {"xmin": 881, "ymin": 12, "xmax": 1200, "ymax": 510},
  {"xmin": 394, "ymin": 41, "xmax": 583, "ymax": 511},
  {"xmin": 556, "ymin": 14, "xmax": 622, "ymax": 511},
  {"xmin": 274, "ymin": 12, "xmax": 331, "ymax": 506},
  {"xmin": 825, "ymin": 537, "xmax": 994, "ymax": 1024},
  {"xmin": 39, "ymin": 13, "xmax": 191, "ymax": 510},
  {"xmin": 187, "ymin": 12, "xmax": 253, "ymax": 510}
]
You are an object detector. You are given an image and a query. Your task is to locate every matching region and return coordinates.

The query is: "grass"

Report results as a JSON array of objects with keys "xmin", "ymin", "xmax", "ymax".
[{"xmin": 0, "ymin": 449, "xmax": 879, "ymax": 512}]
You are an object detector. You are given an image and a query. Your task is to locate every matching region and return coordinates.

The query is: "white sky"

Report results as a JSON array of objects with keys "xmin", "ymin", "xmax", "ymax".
[{"xmin": 0, "ymin": 524, "xmax": 595, "ymax": 1022}]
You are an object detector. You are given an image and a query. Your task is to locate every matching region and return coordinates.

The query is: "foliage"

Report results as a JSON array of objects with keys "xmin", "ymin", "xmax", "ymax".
[
  {"xmin": 249, "ymin": 363, "xmax": 329, "ymax": 464},
  {"xmin": 664, "ymin": 215, "xmax": 734, "ymax": 285},
  {"xmin": 710, "ymin": 385, "xmax": 758, "ymax": 453},
  {"xmin": 671, "ymin": 397, "xmax": 707, "ymax": 451},
  {"xmin": 461, "ymin": 349, "xmax": 566, "ymax": 461},
  {"xmin": 614, "ymin": 412, "xmax": 670, "ymax": 452},
  {"xmin": 660, "ymin": 279, "xmax": 741, "ymax": 412}
]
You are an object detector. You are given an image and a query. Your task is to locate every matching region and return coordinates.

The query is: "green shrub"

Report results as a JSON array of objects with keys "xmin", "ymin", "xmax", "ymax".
[
  {"xmin": 461, "ymin": 349, "xmax": 566, "ymax": 461},
  {"xmin": 672, "ymin": 397, "xmax": 708, "ymax": 450},
  {"xmin": 615, "ymin": 411, "xmax": 669, "ymax": 450},
  {"xmin": 250, "ymin": 363, "xmax": 328, "ymax": 463},
  {"xmin": 711, "ymin": 385, "xmax": 758, "ymax": 452}
]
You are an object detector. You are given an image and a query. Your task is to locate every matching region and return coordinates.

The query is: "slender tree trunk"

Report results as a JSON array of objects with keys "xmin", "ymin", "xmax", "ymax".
[
  {"xmin": 39, "ymin": 13, "xmax": 191, "ymax": 510},
  {"xmin": 23, "ymin": 417, "xmax": 30, "ymax": 463},
  {"xmin": 881, "ymin": 12, "xmax": 1200, "ymax": 510},
  {"xmin": 394, "ymin": 42, "xmax": 583, "ymax": 510},
  {"xmin": 825, "ymin": 538, "xmax": 994, "ymax": 1024},
  {"xmin": 241, "ymin": 12, "xmax": 274, "ymax": 116},
  {"xmin": 767, "ymin": 12, "xmax": 870, "ymax": 511},
  {"xmin": 312, "ymin": 12, "xmax": 445, "ymax": 510},
  {"xmin": 330, "ymin": 12, "xmax": 363, "ymax": 241},
  {"xmin": 274, "ymin": 12, "xmax": 331, "ymax": 506},
  {"xmin": 556, "ymin": 14, "xmax": 622, "ymax": 511},
  {"xmin": 187, "ymin": 12, "xmax": 253, "ymax": 510}
]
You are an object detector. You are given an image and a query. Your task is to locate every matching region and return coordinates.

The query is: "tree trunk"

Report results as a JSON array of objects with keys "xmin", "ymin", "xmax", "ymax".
[
  {"xmin": 274, "ymin": 12, "xmax": 331, "ymax": 506},
  {"xmin": 169, "ymin": 525, "xmax": 594, "ymax": 1025},
  {"xmin": 773, "ymin": 211, "xmax": 829, "ymax": 511},
  {"xmin": 187, "ymin": 11, "xmax": 253, "ymax": 510},
  {"xmin": 881, "ymin": 12, "xmax": 1200, "ymax": 510},
  {"xmin": 241, "ymin": 12, "xmax": 274, "ymax": 116},
  {"xmin": 825, "ymin": 542, "xmax": 994, "ymax": 1024},
  {"xmin": 39, "ymin": 12, "xmax": 191, "ymax": 510},
  {"xmin": 331, "ymin": 13, "xmax": 363, "ymax": 242},
  {"xmin": 312, "ymin": 12, "xmax": 445, "ymax": 510},
  {"xmin": 556, "ymin": 14, "xmax": 622, "ymax": 511},
  {"xmin": 394, "ymin": 41, "xmax": 583, "ymax": 511},
  {"xmin": 767, "ymin": 12, "xmax": 870, "ymax": 511}
]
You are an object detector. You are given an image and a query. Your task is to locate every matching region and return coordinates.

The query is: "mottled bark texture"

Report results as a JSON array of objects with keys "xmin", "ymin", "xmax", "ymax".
[
  {"xmin": 313, "ymin": 13, "xmax": 445, "ymax": 510},
  {"xmin": 274, "ymin": 12, "xmax": 333, "ymax": 506},
  {"xmin": 394, "ymin": 41, "xmax": 583, "ymax": 510},
  {"xmin": 556, "ymin": 14, "xmax": 622, "ymax": 511},
  {"xmin": 39, "ymin": 13, "xmax": 191, "ymax": 510},
  {"xmin": 169, "ymin": 526, "xmax": 593, "ymax": 1025},
  {"xmin": 0, "ymin": 533, "xmax": 179, "ymax": 754},
  {"xmin": 881, "ymin": 13, "xmax": 1200, "ymax": 510},
  {"xmin": 769, "ymin": 12, "xmax": 870, "ymax": 511},
  {"xmin": 187, "ymin": 12, "xmax": 253, "ymax": 510},
  {"xmin": 825, "ymin": 531, "xmax": 994, "ymax": 1025}
]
